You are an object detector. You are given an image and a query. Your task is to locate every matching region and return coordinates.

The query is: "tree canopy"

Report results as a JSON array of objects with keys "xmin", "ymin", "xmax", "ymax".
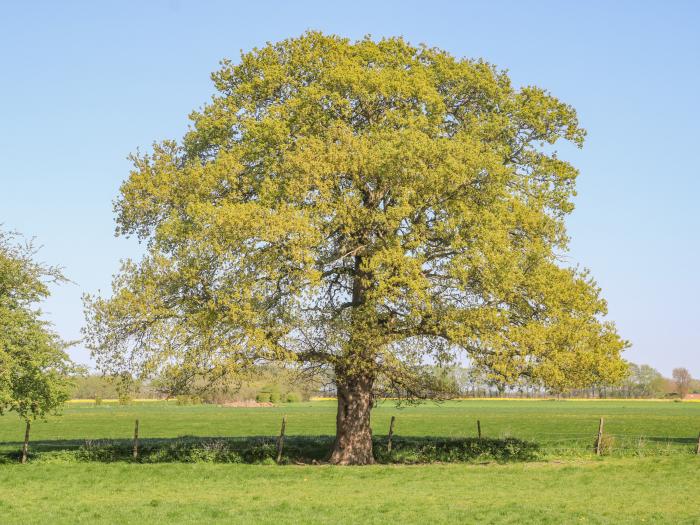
[
  {"xmin": 0, "ymin": 229, "xmax": 74, "ymax": 423},
  {"xmin": 672, "ymin": 367, "xmax": 692, "ymax": 399},
  {"xmin": 84, "ymin": 32, "xmax": 628, "ymax": 464}
]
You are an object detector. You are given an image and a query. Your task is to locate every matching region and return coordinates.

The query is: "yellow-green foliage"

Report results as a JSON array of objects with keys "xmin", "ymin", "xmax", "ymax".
[
  {"xmin": 84, "ymin": 32, "xmax": 627, "ymax": 405},
  {"xmin": 286, "ymin": 392, "xmax": 302, "ymax": 403},
  {"xmin": 70, "ymin": 375, "xmax": 120, "ymax": 399},
  {"xmin": 175, "ymin": 395, "xmax": 202, "ymax": 406},
  {"xmin": 118, "ymin": 395, "xmax": 133, "ymax": 406},
  {"xmin": 255, "ymin": 393, "xmax": 271, "ymax": 403},
  {"xmin": 0, "ymin": 229, "xmax": 75, "ymax": 422}
]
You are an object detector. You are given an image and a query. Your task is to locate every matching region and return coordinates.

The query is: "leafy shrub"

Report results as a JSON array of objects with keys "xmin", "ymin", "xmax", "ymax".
[
  {"xmin": 373, "ymin": 437, "xmax": 540, "ymax": 464},
  {"xmin": 9, "ymin": 431, "xmax": 697, "ymax": 465},
  {"xmin": 78, "ymin": 440, "xmax": 124, "ymax": 462},
  {"xmin": 256, "ymin": 392, "xmax": 271, "ymax": 403},
  {"xmin": 185, "ymin": 440, "xmax": 235, "ymax": 463},
  {"xmin": 94, "ymin": 395, "xmax": 103, "ymax": 406},
  {"xmin": 31, "ymin": 450, "xmax": 77, "ymax": 464},
  {"xmin": 269, "ymin": 392, "xmax": 281, "ymax": 403},
  {"xmin": 8, "ymin": 435, "xmax": 544, "ymax": 465},
  {"xmin": 596, "ymin": 434, "xmax": 615, "ymax": 455},
  {"xmin": 118, "ymin": 395, "xmax": 133, "ymax": 405},
  {"xmin": 201, "ymin": 391, "xmax": 233, "ymax": 405},
  {"xmin": 243, "ymin": 439, "xmax": 278, "ymax": 463},
  {"xmin": 286, "ymin": 392, "xmax": 302, "ymax": 403},
  {"xmin": 176, "ymin": 395, "xmax": 202, "ymax": 406}
]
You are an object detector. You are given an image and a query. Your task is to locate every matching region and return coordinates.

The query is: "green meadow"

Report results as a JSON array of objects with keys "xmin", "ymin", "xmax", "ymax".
[
  {"xmin": 1, "ymin": 458, "xmax": 698, "ymax": 524},
  {"xmin": 1, "ymin": 399, "xmax": 698, "ymax": 457},
  {"xmin": 1, "ymin": 400, "xmax": 699, "ymax": 523}
]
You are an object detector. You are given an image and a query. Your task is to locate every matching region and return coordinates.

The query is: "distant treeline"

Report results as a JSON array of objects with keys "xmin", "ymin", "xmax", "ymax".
[
  {"xmin": 69, "ymin": 364, "xmax": 324, "ymax": 403},
  {"xmin": 69, "ymin": 362, "xmax": 697, "ymax": 401},
  {"xmin": 432, "ymin": 362, "xmax": 698, "ymax": 399}
]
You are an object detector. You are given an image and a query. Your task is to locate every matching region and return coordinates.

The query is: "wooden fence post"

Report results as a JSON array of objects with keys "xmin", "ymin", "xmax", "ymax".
[
  {"xmin": 276, "ymin": 415, "xmax": 287, "ymax": 464},
  {"xmin": 387, "ymin": 416, "xmax": 396, "ymax": 452},
  {"xmin": 133, "ymin": 419, "xmax": 139, "ymax": 459},
  {"xmin": 695, "ymin": 432, "xmax": 700, "ymax": 455},
  {"xmin": 21, "ymin": 420, "xmax": 30, "ymax": 464},
  {"xmin": 477, "ymin": 419, "xmax": 482, "ymax": 439},
  {"xmin": 595, "ymin": 417, "xmax": 605, "ymax": 455}
]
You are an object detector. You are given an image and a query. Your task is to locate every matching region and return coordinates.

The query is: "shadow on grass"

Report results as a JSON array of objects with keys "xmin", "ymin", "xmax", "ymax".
[
  {"xmin": 642, "ymin": 436, "xmax": 697, "ymax": 444},
  {"xmin": 0, "ymin": 435, "xmax": 539, "ymax": 465}
]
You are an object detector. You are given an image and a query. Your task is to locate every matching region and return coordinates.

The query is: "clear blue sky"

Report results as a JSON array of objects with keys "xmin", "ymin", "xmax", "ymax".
[{"xmin": 1, "ymin": 1, "xmax": 698, "ymax": 376}]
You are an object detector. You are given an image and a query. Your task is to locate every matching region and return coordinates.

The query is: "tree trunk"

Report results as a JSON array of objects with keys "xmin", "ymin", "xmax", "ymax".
[
  {"xmin": 329, "ymin": 254, "xmax": 376, "ymax": 465},
  {"xmin": 329, "ymin": 377, "xmax": 374, "ymax": 465},
  {"xmin": 21, "ymin": 420, "xmax": 30, "ymax": 464}
]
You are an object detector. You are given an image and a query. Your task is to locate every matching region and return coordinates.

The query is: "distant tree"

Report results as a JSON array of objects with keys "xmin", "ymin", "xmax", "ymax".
[
  {"xmin": 84, "ymin": 32, "xmax": 628, "ymax": 464},
  {"xmin": 638, "ymin": 364, "xmax": 666, "ymax": 398},
  {"xmin": 621, "ymin": 362, "xmax": 665, "ymax": 398},
  {"xmin": 672, "ymin": 367, "xmax": 692, "ymax": 399},
  {"xmin": 0, "ymin": 229, "xmax": 75, "ymax": 462},
  {"xmin": 69, "ymin": 374, "xmax": 121, "ymax": 400},
  {"xmin": 451, "ymin": 367, "xmax": 476, "ymax": 396},
  {"xmin": 690, "ymin": 378, "xmax": 700, "ymax": 394}
]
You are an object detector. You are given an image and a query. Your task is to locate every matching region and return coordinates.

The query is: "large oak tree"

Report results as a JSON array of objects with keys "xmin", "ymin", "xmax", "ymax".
[{"xmin": 84, "ymin": 33, "xmax": 627, "ymax": 464}]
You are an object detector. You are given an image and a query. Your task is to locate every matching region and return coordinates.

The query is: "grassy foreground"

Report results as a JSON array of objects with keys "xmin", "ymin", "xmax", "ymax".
[
  {"xmin": 2, "ymin": 458, "xmax": 699, "ymax": 524},
  {"xmin": 2, "ymin": 400, "xmax": 699, "ymax": 523}
]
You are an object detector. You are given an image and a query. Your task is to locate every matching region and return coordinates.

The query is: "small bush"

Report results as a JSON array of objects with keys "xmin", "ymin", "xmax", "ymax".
[
  {"xmin": 78, "ymin": 440, "xmax": 123, "ymax": 462},
  {"xmin": 596, "ymin": 434, "xmax": 615, "ymax": 455},
  {"xmin": 202, "ymin": 392, "xmax": 233, "ymax": 405},
  {"xmin": 373, "ymin": 437, "xmax": 540, "ymax": 464},
  {"xmin": 256, "ymin": 392, "xmax": 271, "ymax": 403},
  {"xmin": 243, "ymin": 439, "xmax": 277, "ymax": 463},
  {"xmin": 269, "ymin": 392, "xmax": 281, "ymax": 404},
  {"xmin": 260, "ymin": 385, "xmax": 282, "ymax": 398},
  {"xmin": 176, "ymin": 395, "xmax": 202, "ymax": 406},
  {"xmin": 94, "ymin": 396, "xmax": 103, "ymax": 406},
  {"xmin": 286, "ymin": 392, "xmax": 302, "ymax": 403},
  {"xmin": 118, "ymin": 395, "xmax": 133, "ymax": 406},
  {"xmin": 186, "ymin": 440, "xmax": 234, "ymax": 463}
]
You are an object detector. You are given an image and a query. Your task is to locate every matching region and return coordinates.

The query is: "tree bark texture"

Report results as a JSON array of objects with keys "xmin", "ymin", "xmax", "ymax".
[{"xmin": 329, "ymin": 376, "xmax": 374, "ymax": 465}]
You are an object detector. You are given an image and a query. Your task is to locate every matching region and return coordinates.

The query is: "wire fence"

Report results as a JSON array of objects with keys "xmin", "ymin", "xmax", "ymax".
[{"xmin": 3, "ymin": 415, "xmax": 700, "ymax": 463}]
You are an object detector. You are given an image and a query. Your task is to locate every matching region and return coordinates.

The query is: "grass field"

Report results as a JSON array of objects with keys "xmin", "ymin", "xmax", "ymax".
[
  {"xmin": 2, "ymin": 400, "xmax": 699, "ymax": 523},
  {"xmin": 2, "ymin": 458, "xmax": 699, "ymax": 524},
  {"xmin": 1, "ymin": 399, "xmax": 698, "ymax": 458}
]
